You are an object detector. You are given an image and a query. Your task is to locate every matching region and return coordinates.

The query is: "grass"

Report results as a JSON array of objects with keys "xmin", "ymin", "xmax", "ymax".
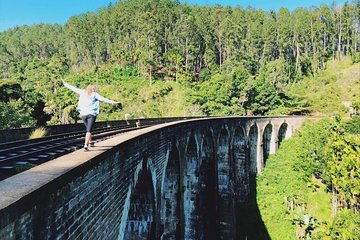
[
  {"xmin": 256, "ymin": 120, "xmax": 334, "ymax": 239},
  {"xmin": 289, "ymin": 57, "xmax": 360, "ymax": 117},
  {"xmin": 29, "ymin": 127, "xmax": 47, "ymax": 139},
  {"xmin": 257, "ymin": 139, "xmax": 305, "ymax": 239}
]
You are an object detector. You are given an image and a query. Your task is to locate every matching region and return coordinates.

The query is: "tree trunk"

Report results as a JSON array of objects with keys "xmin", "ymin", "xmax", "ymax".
[
  {"xmin": 149, "ymin": 65, "xmax": 152, "ymax": 86},
  {"xmin": 355, "ymin": 28, "xmax": 358, "ymax": 57},
  {"xmin": 295, "ymin": 43, "xmax": 300, "ymax": 75},
  {"xmin": 346, "ymin": 25, "xmax": 350, "ymax": 55},
  {"xmin": 337, "ymin": 7, "xmax": 342, "ymax": 60},
  {"xmin": 185, "ymin": 37, "xmax": 189, "ymax": 71},
  {"xmin": 218, "ymin": 34, "xmax": 222, "ymax": 71}
]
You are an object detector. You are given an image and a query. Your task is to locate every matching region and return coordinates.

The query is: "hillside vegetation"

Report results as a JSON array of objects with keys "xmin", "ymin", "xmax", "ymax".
[
  {"xmin": 0, "ymin": 0, "xmax": 359, "ymax": 129},
  {"xmin": 258, "ymin": 116, "xmax": 360, "ymax": 239},
  {"xmin": 290, "ymin": 57, "xmax": 360, "ymax": 116}
]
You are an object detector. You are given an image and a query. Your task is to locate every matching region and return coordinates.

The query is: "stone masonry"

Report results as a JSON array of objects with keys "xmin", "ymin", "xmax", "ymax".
[{"xmin": 0, "ymin": 116, "xmax": 305, "ymax": 239}]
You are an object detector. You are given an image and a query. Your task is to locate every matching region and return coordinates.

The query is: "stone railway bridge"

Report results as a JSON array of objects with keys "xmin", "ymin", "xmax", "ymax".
[{"xmin": 0, "ymin": 116, "xmax": 305, "ymax": 239}]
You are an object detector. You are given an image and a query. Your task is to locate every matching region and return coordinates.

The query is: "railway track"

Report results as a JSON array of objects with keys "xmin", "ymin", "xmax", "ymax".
[{"xmin": 0, "ymin": 117, "xmax": 196, "ymax": 181}]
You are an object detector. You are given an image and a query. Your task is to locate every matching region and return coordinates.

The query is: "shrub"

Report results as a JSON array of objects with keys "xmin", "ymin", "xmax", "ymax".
[{"xmin": 343, "ymin": 116, "xmax": 360, "ymax": 134}]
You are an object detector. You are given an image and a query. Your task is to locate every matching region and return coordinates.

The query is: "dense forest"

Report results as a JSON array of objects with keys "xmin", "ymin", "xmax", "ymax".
[{"xmin": 0, "ymin": 0, "xmax": 359, "ymax": 128}]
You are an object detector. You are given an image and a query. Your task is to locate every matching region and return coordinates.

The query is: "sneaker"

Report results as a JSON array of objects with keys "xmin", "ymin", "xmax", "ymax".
[{"xmin": 84, "ymin": 145, "xmax": 89, "ymax": 151}]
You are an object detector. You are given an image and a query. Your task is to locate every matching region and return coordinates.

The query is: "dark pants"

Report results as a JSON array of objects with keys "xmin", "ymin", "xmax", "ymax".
[{"xmin": 81, "ymin": 114, "xmax": 97, "ymax": 133}]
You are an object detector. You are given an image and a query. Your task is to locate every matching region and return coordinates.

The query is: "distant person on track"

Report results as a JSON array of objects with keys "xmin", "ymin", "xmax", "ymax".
[{"xmin": 62, "ymin": 80, "xmax": 119, "ymax": 151}]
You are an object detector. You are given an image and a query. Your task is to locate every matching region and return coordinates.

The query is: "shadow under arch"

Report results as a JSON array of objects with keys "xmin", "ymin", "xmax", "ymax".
[
  {"xmin": 262, "ymin": 124, "xmax": 273, "ymax": 166},
  {"xmin": 278, "ymin": 122, "xmax": 291, "ymax": 149},
  {"xmin": 124, "ymin": 159, "xmax": 156, "ymax": 239},
  {"xmin": 160, "ymin": 144, "xmax": 182, "ymax": 239}
]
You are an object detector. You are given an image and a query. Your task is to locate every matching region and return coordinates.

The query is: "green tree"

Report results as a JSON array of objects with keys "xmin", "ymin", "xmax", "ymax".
[
  {"xmin": 166, "ymin": 48, "xmax": 183, "ymax": 83},
  {"xmin": 325, "ymin": 121, "xmax": 360, "ymax": 213},
  {"xmin": 0, "ymin": 99, "xmax": 35, "ymax": 130}
]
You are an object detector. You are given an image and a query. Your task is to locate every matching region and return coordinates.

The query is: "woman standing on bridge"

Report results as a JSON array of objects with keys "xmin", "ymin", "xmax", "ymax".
[{"xmin": 62, "ymin": 80, "xmax": 120, "ymax": 151}]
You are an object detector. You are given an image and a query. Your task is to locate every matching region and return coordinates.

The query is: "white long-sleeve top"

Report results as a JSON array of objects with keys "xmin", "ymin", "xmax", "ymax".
[{"xmin": 63, "ymin": 81, "xmax": 118, "ymax": 116}]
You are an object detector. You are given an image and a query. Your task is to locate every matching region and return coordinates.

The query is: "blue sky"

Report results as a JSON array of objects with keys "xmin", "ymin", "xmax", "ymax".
[{"xmin": 0, "ymin": 0, "xmax": 347, "ymax": 32}]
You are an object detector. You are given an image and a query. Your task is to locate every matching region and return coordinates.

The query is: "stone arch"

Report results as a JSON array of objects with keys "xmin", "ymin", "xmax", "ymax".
[
  {"xmin": 160, "ymin": 144, "xmax": 181, "ymax": 239},
  {"xmin": 217, "ymin": 126, "xmax": 234, "ymax": 238},
  {"xmin": 249, "ymin": 124, "xmax": 258, "ymax": 175},
  {"xmin": 124, "ymin": 158, "xmax": 156, "ymax": 239},
  {"xmin": 232, "ymin": 126, "xmax": 249, "ymax": 202},
  {"xmin": 262, "ymin": 124, "xmax": 274, "ymax": 166},
  {"xmin": 278, "ymin": 122, "xmax": 292, "ymax": 148},
  {"xmin": 183, "ymin": 134, "xmax": 200, "ymax": 239},
  {"xmin": 199, "ymin": 129, "xmax": 217, "ymax": 239}
]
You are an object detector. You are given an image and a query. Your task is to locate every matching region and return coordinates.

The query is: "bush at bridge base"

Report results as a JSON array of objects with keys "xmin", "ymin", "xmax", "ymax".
[{"xmin": 257, "ymin": 118, "xmax": 360, "ymax": 239}]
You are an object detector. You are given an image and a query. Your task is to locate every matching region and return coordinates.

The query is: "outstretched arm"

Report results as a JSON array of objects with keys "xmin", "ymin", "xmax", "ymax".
[
  {"xmin": 62, "ymin": 80, "xmax": 83, "ymax": 95},
  {"xmin": 95, "ymin": 93, "xmax": 120, "ymax": 104}
]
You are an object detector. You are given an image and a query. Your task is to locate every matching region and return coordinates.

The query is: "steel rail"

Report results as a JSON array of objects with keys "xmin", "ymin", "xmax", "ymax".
[
  {"xmin": 0, "ymin": 126, "xmax": 152, "ymax": 180},
  {"xmin": 0, "ymin": 117, "xmax": 204, "ymax": 181}
]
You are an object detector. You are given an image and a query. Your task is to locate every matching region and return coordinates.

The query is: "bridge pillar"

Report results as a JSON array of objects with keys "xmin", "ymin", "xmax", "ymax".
[
  {"xmin": 183, "ymin": 135, "xmax": 200, "ymax": 239},
  {"xmin": 248, "ymin": 124, "xmax": 258, "ymax": 175},
  {"xmin": 232, "ymin": 126, "xmax": 249, "ymax": 203},
  {"xmin": 216, "ymin": 127, "xmax": 235, "ymax": 239},
  {"xmin": 269, "ymin": 126, "xmax": 277, "ymax": 155},
  {"xmin": 160, "ymin": 144, "xmax": 181, "ymax": 239}
]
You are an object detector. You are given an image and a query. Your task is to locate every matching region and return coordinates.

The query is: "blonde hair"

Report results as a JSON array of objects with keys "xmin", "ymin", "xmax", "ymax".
[{"xmin": 86, "ymin": 84, "xmax": 96, "ymax": 97}]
